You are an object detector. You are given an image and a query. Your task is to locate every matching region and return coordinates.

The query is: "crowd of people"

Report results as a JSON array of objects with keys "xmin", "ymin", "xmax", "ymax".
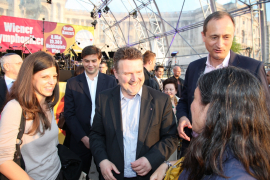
[{"xmin": 0, "ymin": 10, "xmax": 270, "ymax": 180}]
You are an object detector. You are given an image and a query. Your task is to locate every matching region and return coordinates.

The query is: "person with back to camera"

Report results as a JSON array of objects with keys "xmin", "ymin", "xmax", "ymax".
[
  {"xmin": 0, "ymin": 51, "xmax": 63, "ymax": 179},
  {"xmin": 150, "ymin": 67, "xmax": 270, "ymax": 180}
]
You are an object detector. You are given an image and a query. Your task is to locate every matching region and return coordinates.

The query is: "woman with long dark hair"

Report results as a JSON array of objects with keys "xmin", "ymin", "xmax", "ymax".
[
  {"xmin": 151, "ymin": 67, "xmax": 270, "ymax": 180},
  {"xmin": 0, "ymin": 51, "xmax": 62, "ymax": 179}
]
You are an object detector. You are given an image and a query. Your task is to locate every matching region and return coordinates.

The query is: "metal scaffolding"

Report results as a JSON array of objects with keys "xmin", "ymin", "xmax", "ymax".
[{"xmin": 86, "ymin": 0, "xmax": 270, "ymax": 63}]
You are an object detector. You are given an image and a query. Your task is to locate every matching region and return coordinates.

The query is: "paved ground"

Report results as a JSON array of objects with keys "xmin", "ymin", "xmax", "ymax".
[{"xmin": 89, "ymin": 158, "xmax": 99, "ymax": 180}]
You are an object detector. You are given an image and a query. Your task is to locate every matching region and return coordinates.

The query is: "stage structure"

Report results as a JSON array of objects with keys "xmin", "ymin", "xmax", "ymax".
[
  {"xmin": 88, "ymin": 0, "xmax": 270, "ymax": 64},
  {"xmin": 0, "ymin": 0, "xmax": 270, "ymax": 65}
]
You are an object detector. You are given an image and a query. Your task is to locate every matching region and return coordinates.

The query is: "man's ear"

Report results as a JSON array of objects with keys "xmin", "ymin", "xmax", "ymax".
[
  {"xmin": 201, "ymin": 31, "xmax": 206, "ymax": 43},
  {"xmin": 3, "ymin": 63, "xmax": 9, "ymax": 72},
  {"xmin": 113, "ymin": 69, "xmax": 118, "ymax": 79}
]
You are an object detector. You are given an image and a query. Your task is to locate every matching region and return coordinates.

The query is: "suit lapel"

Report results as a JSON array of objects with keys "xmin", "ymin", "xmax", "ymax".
[
  {"xmin": 78, "ymin": 73, "xmax": 91, "ymax": 101},
  {"xmin": 95, "ymin": 72, "xmax": 105, "ymax": 104},
  {"xmin": 192, "ymin": 57, "xmax": 207, "ymax": 90},
  {"xmin": 109, "ymin": 86, "xmax": 124, "ymax": 154},
  {"xmin": 228, "ymin": 50, "xmax": 240, "ymax": 66},
  {"xmin": 136, "ymin": 86, "xmax": 154, "ymax": 157}
]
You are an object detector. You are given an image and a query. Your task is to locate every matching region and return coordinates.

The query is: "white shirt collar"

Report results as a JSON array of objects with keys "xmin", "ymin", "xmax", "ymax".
[
  {"xmin": 4, "ymin": 75, "xmax": 15, "ymax": 84},
  {"xmin": 84, "ymin": 71, "xmax": 99, "ymax": 81},
  {"xmin": 155, "ymin": 76, "xmax": 161, "ymax": 81},
  {"xmin": 206, "ymin": 51, "xmax": 230, "ymax": 68},
  {"xmin": 4, "ymin": 75, "xmax": 15, "ymax": 92},
  {"xmin": 120, "ymin": 86, "xmax": 142, "ymax": 100}
]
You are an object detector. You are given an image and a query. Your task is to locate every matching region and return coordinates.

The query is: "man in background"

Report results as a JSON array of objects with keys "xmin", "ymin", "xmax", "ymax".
[
  {"xmin": 154, "ymin": 65, "xmax": 164, "ymax": 92},
  {"xmin": 143, "ymin": 50, "xmax": 159, "ymax": 91},
  {"xmin": 0, "ymin": 53, "xmax": 23, "ymax": 110},
  {"xmin": 99, "ymin": 61, "xmax": 108, "ymax": 74},
  {"xmin": 169, "ymin": 66, "xmax": 184, "ymax": 97},
  {"xmin": 64, "ymin": 45, "xmax": 117, "ymax": 179}
]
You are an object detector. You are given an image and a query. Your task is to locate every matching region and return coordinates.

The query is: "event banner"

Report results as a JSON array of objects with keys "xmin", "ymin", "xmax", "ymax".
[
  {"xmin": 54, "ymin": 82, "xmax": 66, "ymax": 144},
  {"xmin": 0, "ymin": 15, "xmax": 94, "ymax": 54}
]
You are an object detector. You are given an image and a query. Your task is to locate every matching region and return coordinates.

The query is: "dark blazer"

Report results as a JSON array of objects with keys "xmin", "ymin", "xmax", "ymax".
[
  {"xmin": 90, "ymin": 85, "xmax": 178, "ymax": 180},
  {"xmin": 0, "ymin": 77, "xmax": 7, "ymax": 110},
  {"xmin": 169, "ymin": 76, "xmax": 184, "ymax": 97},
  {"xmin": 153, "ymin": 77, "xmax": 163, "ymax": 91},
  {"xmin": 176, "ymin": 50, "xmax": 270, "ymax": 155},
  {"xmin": 64, "ymin": 72, "xmax": 117, "ymax": 155},
  {"xmin": 143, "ymin": 67, "xmax": 160, "ymax": 91}
]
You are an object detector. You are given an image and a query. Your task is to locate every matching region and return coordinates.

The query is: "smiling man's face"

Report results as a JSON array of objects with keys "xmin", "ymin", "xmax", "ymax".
[{"xmin": 114, "ymin": 59, "xmax": 145, "ymax": 99}]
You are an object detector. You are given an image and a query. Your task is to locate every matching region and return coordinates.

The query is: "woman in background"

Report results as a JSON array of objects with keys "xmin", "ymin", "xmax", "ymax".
[
  {"xmin": 151, "ymin": 67, "xmax": 270, "ymax": 180},
  {"xmin": 74, "ymin": 65, "xmax": 85, "ymax": 77},
  {"xmin": 0, "ymin": 51, "xmax": 62, "ymax": 180},
  {"xmin": 163, "ymin": 78, "xmax": 179, "ymax": 115}
]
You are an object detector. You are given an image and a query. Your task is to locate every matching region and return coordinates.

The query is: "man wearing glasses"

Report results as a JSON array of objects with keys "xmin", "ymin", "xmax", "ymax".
[
  {"xmin": 64, "ymin": 45, "xmax": 117, "ymax": 179},
  {"xmin": 0, "ymin": 53, "xmax": 23, "ymax": 109}
]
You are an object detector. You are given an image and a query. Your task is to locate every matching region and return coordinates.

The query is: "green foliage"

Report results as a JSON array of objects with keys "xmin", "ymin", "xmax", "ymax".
[{"xmin": 231, "ymin": 36, "xmax": 242, "ymax": 54}]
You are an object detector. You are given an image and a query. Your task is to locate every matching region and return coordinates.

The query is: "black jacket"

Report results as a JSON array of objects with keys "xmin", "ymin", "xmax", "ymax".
[
  {"xmin": 143, "ymin": 67, "xmax": 160, "ymax": 91},
  {"xmin": 0, "ymin": 77, "xmax": 7, "ymax": 110},
  {"xmin": 90, "ymin": 85, "xmax": 178, "ymax": 180}
]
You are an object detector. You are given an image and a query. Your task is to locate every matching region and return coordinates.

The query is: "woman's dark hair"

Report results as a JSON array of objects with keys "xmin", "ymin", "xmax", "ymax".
[
  {"xmin": 74, "ymin": 65, "xmax": 84, "ymax": 77},
  {"xmin": 163, "ymin": 78, "xmax": 178, "ymax": 91},
  {"xmin": 6, "ymin": 51, "xmax": 59, "ymax": 135},
  {"xmin": 183, "ymin": 66, "xmax": 270, "ymax": 180}
]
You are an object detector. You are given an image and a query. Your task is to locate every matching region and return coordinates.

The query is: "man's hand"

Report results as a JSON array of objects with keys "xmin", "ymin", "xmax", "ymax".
[
  {"xmin": 81, "ymin": 136, "xmax": 90, "ymax": 149},
  {"xmin": 100, "ymin": 159, "xmax": 120, "ymax": 180},
  {"xmin": 150, "ymin": 163, "xmax": 168, "ymax": 180},
  {"xmin": 177, "ymin": 116, "xmax": 192, "ymax": 141},
  {"xmin": 131, "ymin": 157, "xmax": 152, "ymax": 176}
]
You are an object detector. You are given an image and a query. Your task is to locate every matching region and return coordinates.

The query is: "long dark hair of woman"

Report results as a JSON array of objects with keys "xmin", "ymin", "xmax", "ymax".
[
  {"xmin": 182, "ymin": 67, "xmax": 270, "ymax": 180},
  {"xmin": 6, "ymin": 51, "xmax": 59, "ymax": 135}
]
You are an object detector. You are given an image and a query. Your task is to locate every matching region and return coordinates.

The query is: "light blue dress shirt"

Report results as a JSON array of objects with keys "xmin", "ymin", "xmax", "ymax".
[{"xmin": 120, "ymin": 87, "xmax": 142, "ymax": 178}]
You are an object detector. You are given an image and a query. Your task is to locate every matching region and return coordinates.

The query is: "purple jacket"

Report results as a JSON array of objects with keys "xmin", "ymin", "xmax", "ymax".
[{"xmin": 178, "ymin": 149, "xmax": 256, "ymax": 180}]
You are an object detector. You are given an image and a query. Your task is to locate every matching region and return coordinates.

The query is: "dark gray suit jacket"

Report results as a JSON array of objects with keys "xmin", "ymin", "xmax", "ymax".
[
  {"xmin": 64, "ymin": 72, "xmax": 117, "ymax": 155},
  {"xmin": 153, "ymin": 77, "xmax": 163, "ymax": 91},
  {"xmin": 90, "ymin": 85, "xmax": 178, "ymax": 180},
  {"xmin": 0, "ymin": 77, "xmax": 7, "ymax": 110}
]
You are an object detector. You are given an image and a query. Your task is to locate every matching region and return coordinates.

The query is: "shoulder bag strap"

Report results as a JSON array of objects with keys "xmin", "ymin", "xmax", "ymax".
[{"xmin": 13, "ymin": 111, "xmax": 26, "ymax": 170}]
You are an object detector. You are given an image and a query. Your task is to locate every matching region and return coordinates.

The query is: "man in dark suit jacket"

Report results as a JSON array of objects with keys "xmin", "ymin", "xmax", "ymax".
[
  {"xmin": 90, "ymin": 47, "xmax": 178, "ymax": 180},
  {"xmin": 143, "ymin": 50, "xmax": 160, "ymax": 91},
  {"xmin": 0, "ymin": 77, "xmax": 7, "ymax": 110},
  {"xmin": 0, "ymin": 53, "xmax": 23, "ymax": 110},
  {"xmin": 177, "ymin": 11, "xmax": 270, "ymax": 157},
  {"xmin": 169, "ymin": 66, "xmax": 184, "ymax": 97},
  {"xmin": 153, "ymin": 65, "xmax": 164, "ymax": 91},
  {"xmin": 64, "ymin": 46, "xmax": 117, "ymax": 178}
]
